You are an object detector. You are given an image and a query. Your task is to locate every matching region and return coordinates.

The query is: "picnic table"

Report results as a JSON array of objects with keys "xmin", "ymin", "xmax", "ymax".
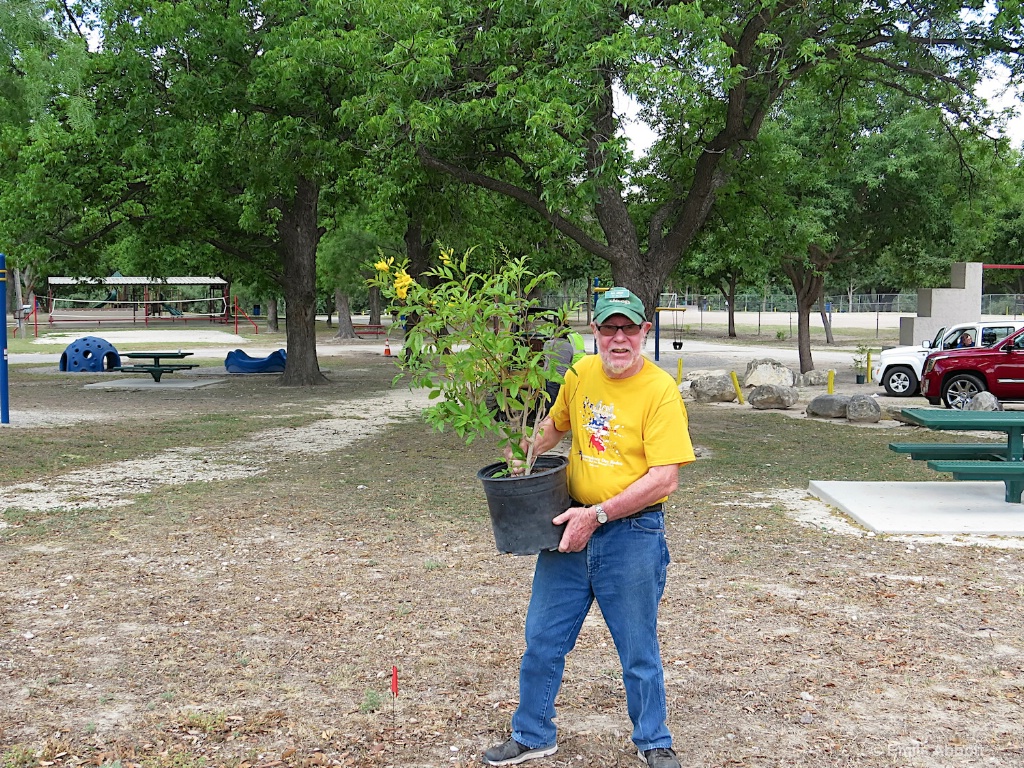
[
  {"xmin": 892, "ymin": 408, "xmax": 1024, "ymax": 502},
  {"xmin": 115, "ymin": 351, "xmax": 196, "ymax": 382}
]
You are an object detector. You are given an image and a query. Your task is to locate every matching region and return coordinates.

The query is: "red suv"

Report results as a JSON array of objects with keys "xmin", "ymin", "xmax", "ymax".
[{"xmin": 921, "ymin": 325, "xmax": 1024, "ymax": 408}]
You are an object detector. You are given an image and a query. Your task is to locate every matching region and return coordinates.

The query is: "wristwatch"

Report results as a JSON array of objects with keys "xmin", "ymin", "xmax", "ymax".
[{"xmin": 594, "ymin": 504, "xmax": 608, "ymax": 525}]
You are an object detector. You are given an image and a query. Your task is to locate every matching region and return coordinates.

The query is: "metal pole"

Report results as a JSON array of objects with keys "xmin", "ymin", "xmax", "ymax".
[
  {"xmin": 1, "ymin": 253, "xmax": 10, "ymax": 424},
  {"xmin": 654, "ymin": 308, "xmax": 661, "ymax": 361}
]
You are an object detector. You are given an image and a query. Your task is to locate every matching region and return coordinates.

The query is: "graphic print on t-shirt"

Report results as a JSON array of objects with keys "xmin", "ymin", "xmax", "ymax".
[{"xmin": 581, "ymin": 397, "xmax": 623, "ymax": 466}]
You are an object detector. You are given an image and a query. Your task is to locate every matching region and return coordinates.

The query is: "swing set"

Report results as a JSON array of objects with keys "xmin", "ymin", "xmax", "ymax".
[{"xmin": 652, "ymin": 305, "xmax": 686, "ymax": 361}]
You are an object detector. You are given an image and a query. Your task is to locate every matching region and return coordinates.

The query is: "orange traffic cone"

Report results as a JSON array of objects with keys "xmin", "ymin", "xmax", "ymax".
[{"xmin": 383, "ymin": 340, "xmax": 392, "ymax": 357}]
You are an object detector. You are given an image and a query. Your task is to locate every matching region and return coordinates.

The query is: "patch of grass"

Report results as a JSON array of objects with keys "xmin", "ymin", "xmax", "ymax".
[
  {"xmin": 424, "ymin": 558, "xmax": 445, "ymax": 570},
  {"xmin": 180, "ymin": 710, "xmax": 226, "ymax": 734},
  {"xmin": 0, "ymin": 411, "xmax": 320, "ymax": 486},
  {"xmin": 359, "ymin": 688, "xmax": 383, "ymax": 713},
  {"xmin": 1, "ymin": 746, "xmax": 36, "ymax": 768},
  {"xmin": 140, "ymin": 753, "xmax": 208, "ymax": 768},
  {"xmin": 685, "ymin": 407, "xmax": 940, "ymax": 491}
]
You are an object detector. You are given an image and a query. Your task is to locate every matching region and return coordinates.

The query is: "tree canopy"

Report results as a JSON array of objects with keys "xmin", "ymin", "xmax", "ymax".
[{"xmin": 3, "ymin": 0, "xmax": 1024, "ymax": 382}]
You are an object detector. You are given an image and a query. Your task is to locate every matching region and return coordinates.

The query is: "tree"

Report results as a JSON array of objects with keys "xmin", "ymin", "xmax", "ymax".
[
  {"xmin": 0, "ymin": 0, "xmax": 92, "ymax": 312},
  {"xmin": 714, "ymin": 88, "xmax": 1004, "ymax": 371},
  {"xmin": 370, "ymin": 0, "xmax": 1023, "ymax": 315},
  {"xmin": 3, "ymin": 0, "xmax": 392, "ymax": 385},
  {"xmin": 89, "ymin": 0, "xmax": 384, "ymax": 384}
]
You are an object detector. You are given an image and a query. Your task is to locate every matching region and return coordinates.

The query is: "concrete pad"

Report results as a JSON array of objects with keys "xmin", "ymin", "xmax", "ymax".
[
  {"xmin": 83, "ymin": 378, "xmax": 226, "ymax": 391},
  {"xmin": 809, "ymin": 480, "xmax": 1024, "ymax": 535}
]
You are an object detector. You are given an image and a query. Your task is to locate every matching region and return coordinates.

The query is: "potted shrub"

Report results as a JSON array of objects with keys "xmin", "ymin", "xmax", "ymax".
[
  {"xmin": 368, "ymin": 248, "xmax": 581, "ymax": 554},
  {"xmin": 853, "ymin": 343, "xmax": 871, "ymax": 384}
]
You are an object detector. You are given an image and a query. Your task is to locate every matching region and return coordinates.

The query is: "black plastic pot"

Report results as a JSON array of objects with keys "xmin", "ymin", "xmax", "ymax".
[
  {"xmin": 477, "ymin": 455, "xmax": 571, "ymax": 555},
  {"xmin": 856, "ymin": 373, "xmax": 867, "ymax": 384}
]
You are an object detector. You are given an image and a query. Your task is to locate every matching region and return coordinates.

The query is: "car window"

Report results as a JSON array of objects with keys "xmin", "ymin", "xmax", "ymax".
[
  {"xmin": 1015, "ymin": 334, "xmax": 1024, "ymax": 351},
  {"xmin": 940, "ymin": 328, "xmax": 964, "ymax": 349},
  {"xmin": 982, "ymin": 326, "xmax": 1016, "ymax": 346}
]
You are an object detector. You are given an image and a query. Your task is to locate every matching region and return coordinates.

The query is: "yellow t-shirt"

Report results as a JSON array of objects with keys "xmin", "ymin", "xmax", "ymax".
[{"xmin": 549, "ymin": 355, "xmax": 696, "ymax": 505}]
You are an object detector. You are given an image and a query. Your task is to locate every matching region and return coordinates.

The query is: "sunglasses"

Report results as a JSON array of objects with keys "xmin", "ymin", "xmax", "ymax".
[{"xmin": 595, "ymin": 322, "xmax": 643, "ymax": 337}]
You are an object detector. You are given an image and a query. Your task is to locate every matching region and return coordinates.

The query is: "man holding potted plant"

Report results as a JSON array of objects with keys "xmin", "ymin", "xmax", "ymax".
[{"xmin": 484, "ymin": 287, "xmax": 696, "ymax": 768}]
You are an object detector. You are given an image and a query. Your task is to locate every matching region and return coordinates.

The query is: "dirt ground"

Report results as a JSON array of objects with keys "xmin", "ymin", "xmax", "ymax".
[{"xmin": 1, "ymin": 351, "xmax": 1022, "ymax": 768}]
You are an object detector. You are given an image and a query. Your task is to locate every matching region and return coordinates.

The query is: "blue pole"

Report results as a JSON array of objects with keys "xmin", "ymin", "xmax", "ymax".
[{"xmin": 1, "ymin": 252, "xmax": 9, "ymax": 424}]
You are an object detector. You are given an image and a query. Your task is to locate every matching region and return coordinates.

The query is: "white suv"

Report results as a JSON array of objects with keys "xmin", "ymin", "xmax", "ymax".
[{"xmin": 872, "ymin": 320, "xmax": 1024, "ymax": 396}]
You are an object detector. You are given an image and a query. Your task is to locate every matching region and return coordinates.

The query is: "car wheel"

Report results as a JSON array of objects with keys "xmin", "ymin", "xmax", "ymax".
[
  {"xmin": 882, "ymin": 365, "xmax": 918, "ymax": 396},
  {"xmin": 941, "ymin": 373, "xmax": 986, "ymax": 410}
]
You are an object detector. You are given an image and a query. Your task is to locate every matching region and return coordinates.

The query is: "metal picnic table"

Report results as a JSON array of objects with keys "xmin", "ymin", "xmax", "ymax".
[
  {"xmin": 893, "ymin": 408, "xmax": 1024, "ymax": 502},
  {"xmin": 115, "ymin": 351, "xmax": 195, "ymax": 382}
]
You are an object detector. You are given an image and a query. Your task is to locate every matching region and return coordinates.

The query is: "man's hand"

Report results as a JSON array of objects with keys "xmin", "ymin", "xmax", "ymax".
[{"xmin": 553, "ymin": 506, "xmax": 599, "ymax": 552}]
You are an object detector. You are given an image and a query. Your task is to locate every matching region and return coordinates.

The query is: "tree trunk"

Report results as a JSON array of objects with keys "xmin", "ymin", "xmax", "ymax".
[
  {"xmin": 267, "ymin": 298, "xmax": 280, "ymax": 332},
  {"xmin": 13, "ymin": 267, "xmax": 26, "ymax": 339},
  {"xmin": 782, "ymin": 247, "xmax": 831, "ymax": 373},
  {"xmin": 611, "ymin": 250, "xmax": 674, "ymax": 322},
  {"xmin": 818, "ymin": 285, "xmax": 834, "ymax": 344},
  {"xmin": 796, "ymin": 301, "xmax": 814, "ymax": 371},
  {"xmin": 368, "ymin": 286, "xmax": 381, "ymax": 326},
  {"xmin": 334, "ymin": 289, "xmax": 356, "ymax": 339},
  {"xmin": 717, "ymin": 274, "xmax": 739, "ymax": 338},
  {"xmin": 405, "ymin": 218, "xmax": 434, "ymax": 279},
  {"xmin": 276, "ymin": 176, "xmax": 327, "ymax": 385}
]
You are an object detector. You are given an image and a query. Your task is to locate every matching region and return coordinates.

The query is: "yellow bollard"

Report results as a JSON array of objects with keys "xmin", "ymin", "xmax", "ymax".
[
  {"xmin": 676, "ymin": 358, "xmax": 683, "ymax": 386},
  {"xmin": 867, "ymin": 350, "xmax": 872, "ymax": 377},
  {"xmin": 827, "ymin": 369, "xmax": 835, "ymax": 394},
  {"xmin": 730, "ymin": 371, "xmax": 745, "ymax": 404}
]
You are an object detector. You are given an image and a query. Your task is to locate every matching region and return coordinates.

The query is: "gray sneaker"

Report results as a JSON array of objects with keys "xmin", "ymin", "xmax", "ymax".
[
  {"xmin": 638, "ymin": 747, "xmax": 681, "ymax": 768},
  {"xmin": 483, "ymin": 737, "xmax": 557, "ymax": 765}
]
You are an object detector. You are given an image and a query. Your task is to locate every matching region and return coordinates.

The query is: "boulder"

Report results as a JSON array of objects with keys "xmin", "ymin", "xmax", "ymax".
[
  {"xmin": 743, "ymin": 358, "xmax": 796, "ymax": 387},
  {"xmin": 685, "ymin": 369, "xmax": 729, "ymax": 382},
  {"xmin": 806, "ymin": 394, "xmax": 851, "ymax": 418},
  {"xmin": 795, "ymin": 369, "xmax": 834, "ymax": 387},
  {"xmin": 748, "ymin": 384, "xmax": 799, "ymax": 410},
  {"xmin": 691, "ymin": 375, "xmax": 738, "ymax": 403},
  {"xmin": 967, "ymin": 391, "xmax": 1002, "ymax": 411},
  {"xmin": 847, "ymin": 395, "xmax": 882, "ymax": 423},
  {"xmin": 878, "ymin": 402, "xmax": 916, "ymax": 422}
]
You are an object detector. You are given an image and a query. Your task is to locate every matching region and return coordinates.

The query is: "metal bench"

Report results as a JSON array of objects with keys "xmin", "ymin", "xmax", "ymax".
[
  {"xmin": 114, "ymin": 364, "xmax": 196, "ymax": 382},
  {"xmin": 926, "ymin": 460, "xmax": 1024, "ymax": 503},
  {"xmin": 889, "ymin": 442, "xmax": 1009, "ymax": 461}
]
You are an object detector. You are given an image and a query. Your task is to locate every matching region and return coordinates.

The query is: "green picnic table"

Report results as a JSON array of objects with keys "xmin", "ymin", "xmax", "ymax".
[
  {"xmin": 114, "ymin": 351, "xmax": 195, "ymax": 382},
  {"xmin": 892, "ymin": 408, "xmax": 1024, "ymax": 502}
]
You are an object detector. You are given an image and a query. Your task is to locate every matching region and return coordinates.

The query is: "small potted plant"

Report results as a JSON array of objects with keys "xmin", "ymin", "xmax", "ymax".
[
  {"xmin": 852, "ymin": 343, "xmax": 871, "ymax": 384},
  {"xmin": 368, "ymin": 248, "xmax": 580, "ymax": 554}
]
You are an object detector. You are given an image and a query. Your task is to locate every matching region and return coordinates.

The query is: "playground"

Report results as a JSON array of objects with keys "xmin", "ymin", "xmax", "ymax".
[{"xmin": 1, "ymin": 328, "xmax": 1022, "ymax": 767}]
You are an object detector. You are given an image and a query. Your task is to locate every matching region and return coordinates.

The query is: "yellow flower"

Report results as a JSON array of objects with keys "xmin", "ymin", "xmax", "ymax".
[
  {"xmin": 374, "ymin": 257, "xmax": 393, "ymax": 273},
  {"xmin": 439, "ymin": 248, "xmax": 453, "ymax": 265},
  {"xmin": 394, "ymin": 269, "xmax": 415, "ymax": 300}
]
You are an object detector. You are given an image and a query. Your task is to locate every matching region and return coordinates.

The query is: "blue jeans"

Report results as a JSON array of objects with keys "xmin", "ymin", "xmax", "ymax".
[{"xmin": 510, "ymin": 511, "xmax": 672, "ymax": 751}]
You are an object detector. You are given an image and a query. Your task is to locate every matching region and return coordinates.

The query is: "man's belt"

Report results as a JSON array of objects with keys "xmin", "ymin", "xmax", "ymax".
[{"xmin": 571, "ymin": 500, "xmax": 664, "ymax": 519}]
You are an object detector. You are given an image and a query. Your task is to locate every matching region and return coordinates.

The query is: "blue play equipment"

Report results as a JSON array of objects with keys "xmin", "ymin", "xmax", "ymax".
[
  {"xmin": 59, "ymin": 336, "xmax": 121, "ymax": 372},
  {"xmin": 224, "ymin": 348, "xmax": 287, "ymax": 374}
]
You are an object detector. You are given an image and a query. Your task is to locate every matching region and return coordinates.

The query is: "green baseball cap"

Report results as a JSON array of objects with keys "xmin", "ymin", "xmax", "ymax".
[{"xmin": 594, "ymin": 287, "xmax": 646, "ymax": 325}]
